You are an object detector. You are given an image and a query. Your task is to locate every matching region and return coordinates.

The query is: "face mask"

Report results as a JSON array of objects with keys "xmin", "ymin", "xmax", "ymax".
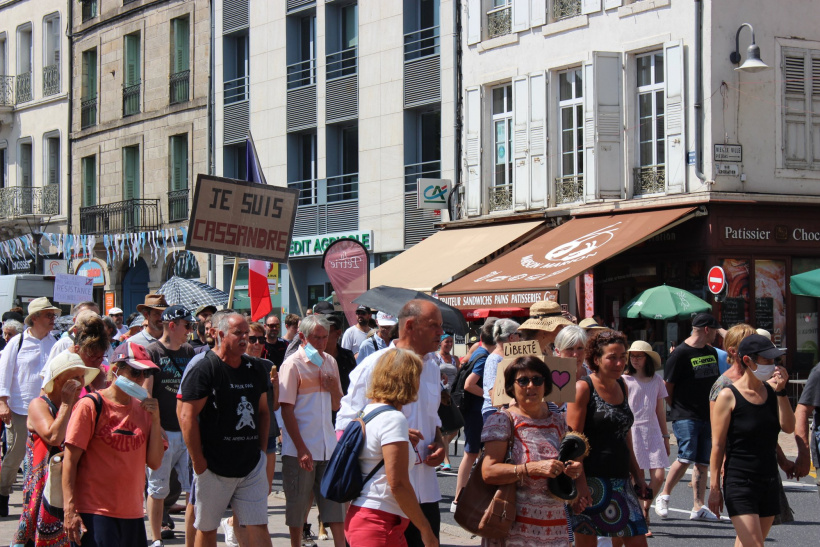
[
  {"xmin": 304, "ymin": 343, "xmax": 324, "ymax": 366},
  {"xmin": 115, "ymin": 375, "xmax": 149, "ymax": 401},
  {"xmin": 751, "ymin": 361, "xmax": 776, "ymax": 382}
]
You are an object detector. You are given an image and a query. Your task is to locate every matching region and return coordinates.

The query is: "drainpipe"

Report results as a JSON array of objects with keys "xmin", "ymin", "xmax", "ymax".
[
  {"xmin": 448, "ymin": 0, "xmax": 463, "ymax": 221},
  {"xmin": 694, "ymin": 0, "xmax": 707, "ymax": 183},
  {"xmin": 207, "ymin": 0, "xmax": 216, "ymax": 286},
  {"xmin": 66, "ymin": 0, "xmax": 74, "ymax": 236}
]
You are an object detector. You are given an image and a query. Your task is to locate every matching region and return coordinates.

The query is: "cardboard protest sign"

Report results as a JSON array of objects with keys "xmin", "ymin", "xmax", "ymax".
[
  {"xmin": 185, "ymin": 175, "xmax": 299, "ymax": 263},
  {"xmin": 54, "ymin": 274, "xmax": 93, "ymax": 304},
  {"xmin": 543, "ymin": 355, "xmax": 577, "ymax": 405},
  {"xmin": 492, "ymin": 340, "xmax": 540, "ymax": 407}
]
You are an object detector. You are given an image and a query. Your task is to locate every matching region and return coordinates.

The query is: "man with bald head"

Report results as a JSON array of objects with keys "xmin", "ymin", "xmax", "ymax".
[{"xmin": 336, "ymin": 299, "xmax": 446, "ymax": 546}]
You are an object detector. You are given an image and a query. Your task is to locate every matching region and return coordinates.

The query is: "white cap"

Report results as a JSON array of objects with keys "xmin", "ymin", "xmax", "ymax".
[
  {"xmin": 376, "ymin": 311, "xmax": 397, "ymax": 326},
  {"xmin": 109, "ymin": 307, "xmax": 124, "ymax": 315}
]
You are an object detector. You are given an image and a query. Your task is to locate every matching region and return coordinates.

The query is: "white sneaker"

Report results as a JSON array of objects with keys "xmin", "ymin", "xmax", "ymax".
[
  {"xmin": 690, "ymin": 506, "xmax": 721, "ymax": 521},
  {"xmin": 150, "ymin": 541, "xmax": 163, "ymax": 547},
  {"xmin": 450, "ymin": 501, "xmax": 457, "ymax": 513},
  {"xmin": 654, "ymin": 495, "xmax": 670, "ymax": 519},
  {"xmin": 221, "ymin": 517, "xmax": 239, "ymax": 547}
]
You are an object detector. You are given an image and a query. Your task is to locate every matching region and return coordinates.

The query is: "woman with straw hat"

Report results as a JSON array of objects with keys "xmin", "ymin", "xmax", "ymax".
[
  {"xmin": 519, "ymin": 301, "xmax": 574, "ymax": 354},
  {"xmin": 623, "ymin": 341, "xmax": 669, "ymax": 537},
  {"xmin": 13, "ymin": 352, "xmax": 99, "ymax": 547}
]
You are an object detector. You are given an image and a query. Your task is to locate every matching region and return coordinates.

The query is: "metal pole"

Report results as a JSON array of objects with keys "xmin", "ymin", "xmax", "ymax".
[
  {"xmin": 288, "ymin": 265, "xmax": 305, "ymax": 316},
  {"xmin": 227, "ymin": 257, "xmax": 240, "ymax": 307}
]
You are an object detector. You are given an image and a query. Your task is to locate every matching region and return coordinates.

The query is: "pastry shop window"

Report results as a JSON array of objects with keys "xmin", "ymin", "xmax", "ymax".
[{"xmin": 793, "ymin": 258, "xmax": 820, "ymax": 375}]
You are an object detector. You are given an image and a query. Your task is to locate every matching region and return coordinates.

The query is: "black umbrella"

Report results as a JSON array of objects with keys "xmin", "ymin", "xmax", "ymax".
[{"xmin": 353, "ymin": 286, "xmax": 468, "ymax": 335}]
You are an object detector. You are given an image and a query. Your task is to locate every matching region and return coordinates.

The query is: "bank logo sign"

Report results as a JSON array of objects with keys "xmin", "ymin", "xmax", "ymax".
[{"xmin": 417, "ymin": 178, "xmax": 451, "ymax": 209}]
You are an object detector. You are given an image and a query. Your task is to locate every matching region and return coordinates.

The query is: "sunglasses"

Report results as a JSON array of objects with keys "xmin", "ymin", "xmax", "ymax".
[
  {"xmin": 119, "ymin": 366, "xmax": 149, "ymax": 379},
  {"xmin": 514, "ymin": 376, "xmax": 546, "ymax": 387},
  {"xmin": 249, "ymin": 336, "xmax": 265, "ymax": 344},
  {"xmin": 266, "ymin": 323, "xmax": 280, "ymax": 329},
  {"xmin": 355, "ymin": 311, "xmax": 368, "ymax": 315}
]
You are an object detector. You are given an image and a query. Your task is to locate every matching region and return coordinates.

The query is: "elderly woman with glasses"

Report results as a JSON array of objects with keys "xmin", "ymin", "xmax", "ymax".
[
  {"xmin": 479, "ymin": 355, "xmax": 582, "ymax": 547},
  {"xmin": 63, "ymin": 341, "xmax": 165, "ymax": 547}
]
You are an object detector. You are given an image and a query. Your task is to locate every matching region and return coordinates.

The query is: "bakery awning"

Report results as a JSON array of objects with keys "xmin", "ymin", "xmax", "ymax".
[
  {"xmin": 369, "ymin": 221, "xmax": 545, "ymax": 293},
  {"xmin": 437, "ymin": 207, "xmax": 697, "ymax": 309}
]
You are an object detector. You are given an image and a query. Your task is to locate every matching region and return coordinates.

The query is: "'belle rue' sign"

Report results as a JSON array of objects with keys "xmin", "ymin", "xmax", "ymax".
[{"xmin": 290, "ymin": 231, "xmax": 373, "ymax": 257}]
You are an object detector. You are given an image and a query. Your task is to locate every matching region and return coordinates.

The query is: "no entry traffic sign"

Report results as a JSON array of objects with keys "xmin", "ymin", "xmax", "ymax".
[{"xmin": 707, "ymin": 266, "xmax": 726, "ymax": 295}]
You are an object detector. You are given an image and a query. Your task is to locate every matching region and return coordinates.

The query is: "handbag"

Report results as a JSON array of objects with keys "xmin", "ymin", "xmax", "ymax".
[
  {"xmin": 453, "ymin": 410, "xmax": 516, "ymax": 539},
  {"xmin": 42, "ymin": 451, "xmax": 64, "ymax": 519},
  {"xmin": 438, "ymin": 400, "xmax": 465, "ymax": 432}
]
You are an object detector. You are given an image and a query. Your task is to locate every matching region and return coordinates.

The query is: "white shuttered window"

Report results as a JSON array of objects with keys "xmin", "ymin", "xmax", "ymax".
[{"xmin": 783, "ymin": 47, "xmax": 820, "ymax": 169}]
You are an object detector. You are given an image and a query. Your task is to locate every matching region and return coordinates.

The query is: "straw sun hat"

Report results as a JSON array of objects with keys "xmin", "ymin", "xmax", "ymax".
[
  {"xmin": 42, "ymin": 352, "xmax": 100, "ymax": 393},
  {"xmin": 627, "ymin": 340, "xmax": 662, "ymax": 370},
  {"xmin": 519, "ymin": 300, "xmax": 574, "ymax": 332}
]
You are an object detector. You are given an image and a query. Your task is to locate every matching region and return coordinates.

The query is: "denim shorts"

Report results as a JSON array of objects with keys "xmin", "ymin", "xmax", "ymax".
[{"xmin": 672, "ymin": 419, "xmax": 711, "ymax": 465}]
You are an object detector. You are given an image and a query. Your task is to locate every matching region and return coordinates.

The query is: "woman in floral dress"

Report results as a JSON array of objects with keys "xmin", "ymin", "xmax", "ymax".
[{"xmin": 480, "ymin": 355, "xmax": 583, "ymax": 547}]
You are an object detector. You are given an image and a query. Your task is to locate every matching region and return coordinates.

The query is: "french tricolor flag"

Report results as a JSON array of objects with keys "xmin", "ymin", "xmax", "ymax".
[{"xmin": 245, "ymin": 133, "xmax": 273, "ymax": 321}]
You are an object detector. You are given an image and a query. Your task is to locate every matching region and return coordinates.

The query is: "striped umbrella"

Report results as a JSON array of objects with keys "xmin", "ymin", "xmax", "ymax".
[{"xmin": 156, "ymin": 276, "xmax": 229, "ymax": 310}]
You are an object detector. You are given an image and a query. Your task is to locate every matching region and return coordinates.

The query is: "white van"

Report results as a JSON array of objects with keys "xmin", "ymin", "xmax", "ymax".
[{"xmin": 0, "ymin": 275, "xmax": 61, "ymax": 316}]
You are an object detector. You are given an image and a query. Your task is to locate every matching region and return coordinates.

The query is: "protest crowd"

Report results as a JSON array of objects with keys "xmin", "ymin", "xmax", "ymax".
[{"xmin": 0, "ymin": 292, "xmax": 815, "ymax": 547}]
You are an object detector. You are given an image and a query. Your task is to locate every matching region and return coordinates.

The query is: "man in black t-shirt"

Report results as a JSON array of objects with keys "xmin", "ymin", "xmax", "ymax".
[
  {"xmin": 145, "ymin": 305, "xmax": 197, "ymax": 546},
  {"xmin": 179, "ymin": 312, "xmax": 271, "ymax": 547},
  {"xmin": 656, "ymin": 313, "xmax": 722, "ymax": 522},
  {"xmin": 263, "ymin": 313, "xmax": 288, "ymax": 367}
]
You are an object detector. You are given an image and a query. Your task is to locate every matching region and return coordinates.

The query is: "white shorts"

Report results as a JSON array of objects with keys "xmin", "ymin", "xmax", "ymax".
[
  {"xmin": 146, "ymin": 431, "xmax": 191, "ymax": 499},
  {"xmin": 193, "ymin": 451, "xmax": 269, "ymax": 531}
]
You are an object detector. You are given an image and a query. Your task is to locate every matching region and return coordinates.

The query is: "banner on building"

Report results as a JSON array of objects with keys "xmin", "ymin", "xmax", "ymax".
[
  {"xmin": 322, "ymin": 238, "xmax": 370, "ymax": 327},
  {"xmin": 186, "ymin": 174, "xmax": 299, "ymax": 263}
]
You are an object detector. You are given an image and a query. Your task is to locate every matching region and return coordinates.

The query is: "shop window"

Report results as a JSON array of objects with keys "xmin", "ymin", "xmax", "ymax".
[
  {"xmin": 720, "ymin": 259, "xmax": 750, "ymax": 327},
  {"xmin": 754, "ymin": 260, "xmax": 786, "ymax": 347},
  {"xmin": 793, "ymin": 258, "xmax": 820, "ymax": 373}
]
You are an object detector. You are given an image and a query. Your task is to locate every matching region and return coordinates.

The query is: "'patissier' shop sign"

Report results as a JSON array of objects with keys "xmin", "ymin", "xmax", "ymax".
[
  {"xmin": 723, "ymin": 224, "xmax": 820, "ymax": 243},
  {"xmin": 290, "ymin": 231, "xmax": 373, "ymax": 257}
]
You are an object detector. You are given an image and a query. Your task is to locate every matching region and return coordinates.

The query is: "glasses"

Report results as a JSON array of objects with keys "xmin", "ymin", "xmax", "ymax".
[
  {"xmin": 249, "ymin": 336, "xmax": 265, "ymax": 344},
  {"xmin": 514, "ymin": 376, "xmax": 546, "ymax": 387},
  {"xmin": 176, "ymin": 321, "xmax": 194, "ymax": 331},
  {"xmin": 110, "ymin": 313, "xmax": 123, "ymax": 317},
  {"xmin": 266, "ymin": 323, "xmax": 280, "ymax": 329},
  {"xmin": 355, "ymin": 311, "xmax": 367, "ymax": 316},
  {"xmin": 41, "ymin": 313, "xmax": 57, "ymax": 319},
  {"xmin": 119, "ymin": 366, "xmax": 149, "ymax": 379}
]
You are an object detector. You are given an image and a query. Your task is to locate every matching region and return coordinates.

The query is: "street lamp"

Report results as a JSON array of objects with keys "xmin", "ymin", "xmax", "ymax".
[{"xmin": 730, "ymin": 23, "xmax": 771, "ymax": 73}]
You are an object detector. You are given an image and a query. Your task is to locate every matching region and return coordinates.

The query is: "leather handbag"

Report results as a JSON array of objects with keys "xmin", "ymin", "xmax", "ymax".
[
  {"xmin": 42, "ymin": 451, "xmax": 64, "ymax": 519},
  {"xmin": 454, "ymin": 410, "xmax": 516, "ymax": 539},
  {"xmin": 437, "ymin": 400, "xmax": 465, "ymax": 433}
]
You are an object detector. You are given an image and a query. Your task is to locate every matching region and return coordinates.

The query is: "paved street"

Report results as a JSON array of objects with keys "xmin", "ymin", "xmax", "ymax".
[{"xmin": 0, "ymin": 429, "xmax": 815, "ymax": 546}]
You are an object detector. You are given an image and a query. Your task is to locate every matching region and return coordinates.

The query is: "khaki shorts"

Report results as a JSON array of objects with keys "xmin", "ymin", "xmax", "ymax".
[
  {"xmin": 193, "ymin": 452, "xmax": 269, "ymax": 531},
  {"xmin": 282, "ymin": 456, "xmax": 345, "ymax": 527}
]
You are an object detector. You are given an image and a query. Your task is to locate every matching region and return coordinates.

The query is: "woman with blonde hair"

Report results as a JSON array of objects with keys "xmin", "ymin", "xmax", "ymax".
[
  {"xmin": 345, "ymin": 348, "xmax": 438, "ymax": 547},
  {"xmin": 709, "ymin": 324, "xmax": 757, "ymax": 405}
]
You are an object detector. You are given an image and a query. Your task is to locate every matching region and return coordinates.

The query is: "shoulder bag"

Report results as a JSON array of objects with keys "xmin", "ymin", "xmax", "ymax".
[{"xmin": 454, "ymin": 409, "xmax": 516, "ymax": 539}]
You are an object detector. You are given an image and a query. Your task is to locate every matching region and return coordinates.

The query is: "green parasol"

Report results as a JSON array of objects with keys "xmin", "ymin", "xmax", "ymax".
[
  {"xmin": 790, "ymin": 268, "xmax": 820, "ymax": 298},
  {"xmin": 621, "ymin": 285, "xmax": 712, "ymax": 320}
]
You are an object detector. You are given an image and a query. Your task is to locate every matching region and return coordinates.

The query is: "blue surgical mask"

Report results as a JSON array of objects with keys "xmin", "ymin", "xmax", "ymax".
[
  {"xmin": 115, "ymin": 375, "xmax": 149, "ymax": 401},
  {"xmin": 304, "ymin": 343, "xmax": 324, "ymax": 366}
]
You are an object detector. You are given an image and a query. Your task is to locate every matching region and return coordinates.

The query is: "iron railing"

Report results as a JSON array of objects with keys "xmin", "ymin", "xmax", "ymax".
[
  {"xmin": 488, "ymin": 184, "xmax": 513, "ymax": 212},
  {"xmin": 79, "ymin": 199, "xmax": 160, "ymax": 235},
  {"xmin": 633, "ymin": 165, "xmax": 665, "ymax": 195},
  {"xmin": 487, "ymin": 5, "xmax": 512, "ymax": 39},
  {"xmin": 288, "ymin": 179, "xmax": 317, "ymax": 206},
  {"xmin": 0, "ymin": 185, "xmax": 59, "ymax": 219},
  {"xmin": 224, "ymin": 75, "xmax": 248, "ymax": 104},
  {"xmin": 404, "ymin": 26, "xmax": 440, "ymax": 61},
  {"xmin": 553, "ymin": 0, "xmax": 582, "ymax": 21},
  {"xmin": 168, "ymin": 189, "xmax": 189, "ymax": 222},
  {"xmin": 123, "ymin": 82, "xmax": 141, "ymax": 116},
  {"xmin": 287, "ymin": 59, "xmax": 315, "ymax": 89},
  {"xmin": 404, "ymin": 160, "xmax": 441, "ymax": 193},
  {"xmin": 327, "ymin": 173, "xmax": 358, "ymax": 202},
  {"xmin": 327, "ymin": 47, "xmax": 357, "ymax": 80},
  {"xmin": 43, "ymin": 64, "xmax": 59, "ymax": 96},
  {"xmin": 81, "ymin": 97, "xmax": 97, "ymax": 128},
  {"xmin": 0, "ymin": 76, "xmax": 12, "ymax": 106},
  {"xmin": 169, "ymin": 70, "xmax": 190, "ymax": 104},
  {"xmin": 81, "ymin": 0, "xmax": 97, "ymax": 22},
  {"xmin": 16, "ymin": 72, "xmax": 32, "ymax": 104},
  {"xmin": 555, "ymin": 175, "xmax": 584, "ymax": 204}
]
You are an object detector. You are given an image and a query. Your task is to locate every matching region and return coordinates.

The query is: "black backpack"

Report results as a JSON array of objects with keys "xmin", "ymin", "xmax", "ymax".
[{"xmin": 450, "ymin": 349, "xmax": 485, "ymax": 414}]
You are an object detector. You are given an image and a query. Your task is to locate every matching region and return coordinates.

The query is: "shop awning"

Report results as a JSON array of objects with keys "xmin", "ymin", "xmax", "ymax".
[
  {"xmin": 369, "ymin": 221, "xmax": 545, "ymax": 293},
  {"xmin": 438, "ymin": 207, "xmax": 697, "ymax": 309}
]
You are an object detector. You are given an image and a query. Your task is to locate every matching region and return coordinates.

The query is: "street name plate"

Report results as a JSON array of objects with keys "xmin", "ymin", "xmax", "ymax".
[
  {"xmin": 715, "ymin": 163, "xmax": 740, "ymax": 176},
  {"xmin": 714, "ymin": 144, "xmax": 742, "ymax": 162}
]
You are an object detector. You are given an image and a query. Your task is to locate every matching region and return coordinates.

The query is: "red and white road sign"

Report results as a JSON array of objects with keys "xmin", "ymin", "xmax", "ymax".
[{"xmin": 707, "ymin": 266, "xmax": 726, "ymax": 295}]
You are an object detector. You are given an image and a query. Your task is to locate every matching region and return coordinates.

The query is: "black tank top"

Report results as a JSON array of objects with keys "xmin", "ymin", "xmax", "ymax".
[
  {"xmin": 725, "ymin": 383, "xmax": 780, "ymax": 477},
  {"xmin": 581, "ymin": 376, "xmax": 634, "ymax": 478}
]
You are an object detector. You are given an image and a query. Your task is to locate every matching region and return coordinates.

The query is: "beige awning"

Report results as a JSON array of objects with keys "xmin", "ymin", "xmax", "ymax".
[{"xmin": 369, "ymin": 221, "xmax": 545, "ymax": 292}]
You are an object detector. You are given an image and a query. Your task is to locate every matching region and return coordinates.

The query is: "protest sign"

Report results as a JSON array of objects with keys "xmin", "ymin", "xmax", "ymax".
[
  {"xmin": 543, "ymin": 355, "xmax": 577, "ymax": 405},
  {"xmin": 492, "ymin": 340, "xmax": 540, "ymax": 407},
  {"xmin": 491, "ymin": 341, "xmax": 577, "ymax": 406},
  {"xmin": 54, "ymin": 274, "xmax": 94, "ymax": 304}
]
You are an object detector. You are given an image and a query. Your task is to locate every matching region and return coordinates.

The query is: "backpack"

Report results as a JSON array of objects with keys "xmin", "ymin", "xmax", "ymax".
[
  {"xmin": 450, "ymin": 349, "xmax": 486, "ymax": 414},
  {"xmin": 319, "ymin": 405, "xmax": 398, "ymax": 503}
]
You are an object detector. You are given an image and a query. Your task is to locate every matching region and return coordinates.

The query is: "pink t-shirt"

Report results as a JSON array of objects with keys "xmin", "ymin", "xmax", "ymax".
[{"xmin": 65, "ymin": 394, "xmax": 153, "ymax": 519}]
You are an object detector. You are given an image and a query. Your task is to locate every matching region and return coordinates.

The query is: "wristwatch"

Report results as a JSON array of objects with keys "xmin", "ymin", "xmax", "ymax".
[{"xmin": 775, "ymin": 389, "xmax": 788, "ymax": 397}]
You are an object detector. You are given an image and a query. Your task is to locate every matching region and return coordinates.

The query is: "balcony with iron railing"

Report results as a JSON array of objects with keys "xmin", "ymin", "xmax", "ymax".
[
  {"xmin": 487, "ymin": 4, "xmax": 512, "ymax": 39},
  {"xmin": 289, "ymin": 177, "xmax": 359, "ymax": 236},
  {"xmin": 79, "ymin": 199, "xmax": 160, "ymax": 235},
  {"xmin": 288, "ymin": 178, "xmax": 317, "ymax": 206},
  {"xmin": 170, "ymin": 70, "xmax": 190, "ymax": 104},
  {"xmin": 81, "ymin": 97, "xmax": 97, "ymax": 128},
  {"xmin": 404, "ymin": 26, "xmax": 440, "ymax": 61},
  {"xmin": 168, "ymin": 189, "xmax": 189, "ymax": 222},
  {"xmin": 81, "ymin": 0, "xmax": 97, "ymax": 22},
  {"xmin": 553, "ymin": 0, "xmax": 582, "ymax": 21},
  {"xmin": 287, "ymin": 59, "xmax": 315, "ymax": 89},
  {"xmin": 43, "ymin": 65, "xmax": 59, "ymax": 96},
  {"xmin": 224, "ymin": 75, "xmax": 248, "ymax": 104},
  {"xmin": 488, "ymin": 183, "xmax": 513, "ymax": 212},
  {"xmin": 123, "ymin": 81, "xmax": 141, "ymax": 116},
  {"xmin": 0, "ymin": 185, "xmax": 59, "ymax": 220},
  {"xmin": 0, "ymin": 76, "xmax": 13, "ymax": 106},
  {"xmin": 404, "ymin": 160, "xmax": 442, "ymax": 193},
  {"xmin": 16, "ymin": 72, "xmax": 32, "ymax": 104},
  {"xmin": 633, "ymin": 165, "xmax": 665, "ymax": 195},
  {"xmin": 327, "ymin": 173, "xmax": 358, "ymax": 202},
  {"xmin": 555, "ymin": 174, "xmax": 584, "ymax": 204},
  {"xmin": 327, "ymin": 47, "xmax": 357, "ymax": 80}
]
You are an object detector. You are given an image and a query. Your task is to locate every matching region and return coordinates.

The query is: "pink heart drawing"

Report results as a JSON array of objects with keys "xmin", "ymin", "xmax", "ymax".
[{"xmin": 551, "ymin": 370, "xmax": 571, "ymax": 390}]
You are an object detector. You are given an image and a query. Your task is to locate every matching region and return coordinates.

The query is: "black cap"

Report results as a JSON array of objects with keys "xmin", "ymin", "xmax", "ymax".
[
  {"xmin": 355, "ymin": 305, "xmax": 372, "ymax": 313},
  {"xmin": 162, "ymin": 305, "xmax": 195, "ymax": 323},
  {"xmin": 692, "ymin": 313, "xmax": 720, "ymax": 329},
  {"xmin": 313, "ymin": 301, "xmax": 335, "ymax": 315},
  {"xmin": 738, "ymin": 334, "xmax": 786, "ymax": 361}
]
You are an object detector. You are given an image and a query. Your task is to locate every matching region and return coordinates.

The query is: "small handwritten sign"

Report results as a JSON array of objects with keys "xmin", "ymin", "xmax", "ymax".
[
  {"xmin": 492, "ymin": 340, "xmax": 540, "ymax": 407},
  {"xmin": 543, "ymin": 355, "xmax": 577, "ymax": 405},
  {"xmin": 54, "ymin": 274, "xmax": 94, "ymax": 304}
]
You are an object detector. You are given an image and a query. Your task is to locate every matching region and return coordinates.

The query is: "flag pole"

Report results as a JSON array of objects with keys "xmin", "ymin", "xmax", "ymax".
[
  {"xmin": 227, "ymin": 257, "xmax": 240, "ymax": 307},
  {"xmin": 288, "ymin": 264, "xmax": 305, "ymax": 316}
]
